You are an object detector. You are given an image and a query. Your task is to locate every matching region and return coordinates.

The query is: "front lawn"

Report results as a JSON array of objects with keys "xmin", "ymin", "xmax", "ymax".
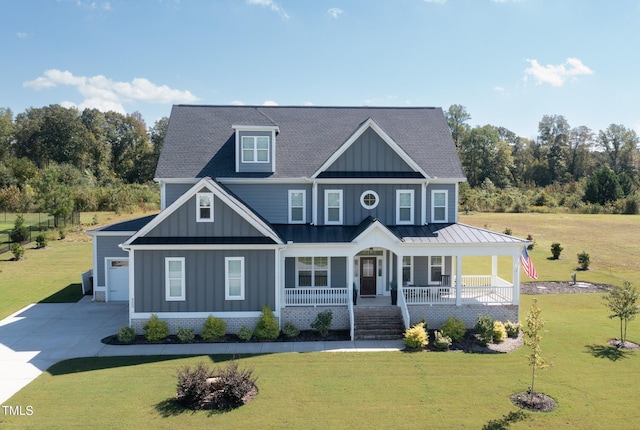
[{"xmin": 2, "ymin": 293, "xmax": 639, "ymax": 429}]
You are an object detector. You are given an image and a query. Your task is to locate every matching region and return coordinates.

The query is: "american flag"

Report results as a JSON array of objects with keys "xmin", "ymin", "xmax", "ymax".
[{"xmin": 520, "ymin": 247, "xmax": 538, "ymax": 280}]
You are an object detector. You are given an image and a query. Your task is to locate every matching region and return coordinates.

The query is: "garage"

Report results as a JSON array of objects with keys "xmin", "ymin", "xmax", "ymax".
[{"xmin": 107, "ymin": 259, "xmax": 129, "ymax": 301}]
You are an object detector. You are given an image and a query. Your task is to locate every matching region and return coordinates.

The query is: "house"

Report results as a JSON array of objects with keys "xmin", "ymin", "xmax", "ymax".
[{"xmin": 88, "ymin": 105, "xmax": 527, "ymax": 339}]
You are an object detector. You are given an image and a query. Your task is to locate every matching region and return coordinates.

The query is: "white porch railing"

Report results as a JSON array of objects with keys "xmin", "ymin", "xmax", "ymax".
[
  {"xmin": 403, "ymin": 276, "xmax": 514, "ymax": 305},
  {"xmin": 284, "ymin": 287, "xmax": 349, "ymax": 306},
  {"xmin": 403, "ymin": 286, "xmax": 457, "ymax": 305},
  {"xmin": 397, "ymin": 285, "xmax": 410, "ymax": 330}
]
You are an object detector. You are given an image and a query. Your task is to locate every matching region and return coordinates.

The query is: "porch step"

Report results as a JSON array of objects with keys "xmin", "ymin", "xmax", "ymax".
[{"xmin": 354, "ymin": 306, "xmax": 405, "ymax": 340}]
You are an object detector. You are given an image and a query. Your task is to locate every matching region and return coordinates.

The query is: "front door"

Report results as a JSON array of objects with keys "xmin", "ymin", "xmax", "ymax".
[{"xmin": 360, "ymin": 257, "xmax": 377, "ymax": 296}]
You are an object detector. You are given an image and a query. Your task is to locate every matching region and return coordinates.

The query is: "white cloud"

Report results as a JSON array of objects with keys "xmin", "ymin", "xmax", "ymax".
[
  {"xmin": 303, "ymin": 101, "xmax": 314, "ymax": 106},
  {"xmin": 17, "ymin": 32, "xmax": 28, "ymax": 38},
  {"xmin": 230, "ymin": 100, "xmax": 245, "ymax": 106},
  {"xmin": 245, "ymin": 0, "xmax": 289, "ymax": 19},
  {"xmin": 424, "ymin": 0, "xmax": 447, "ymax": 3},
  {"xmin": 327, "ymin": 8, "xmax": 343, "ymax": 18},
  {"xmin": 524, "ymin": 57, "xmax": 594, "ymax": 87},
  {"xmin": 262, "ymin": 100, "xmax": 278, "ymax": 106},
  {"xmin": 24, "ymin": 69, "xmax": 198, "ymax": 114}
]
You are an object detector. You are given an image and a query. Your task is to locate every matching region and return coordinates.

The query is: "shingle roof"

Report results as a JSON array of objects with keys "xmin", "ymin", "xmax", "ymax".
[
  {"xmin": 156, "ymin": 105, "xmax": 465, "ymax": 180},
  {"xmin": 90, "ymin": 214, "xmax": 157, "ymax": 233}
]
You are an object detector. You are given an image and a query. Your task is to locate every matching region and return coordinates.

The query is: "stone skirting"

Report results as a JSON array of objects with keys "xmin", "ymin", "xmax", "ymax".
[
  {"xmin": 131, "ymin": 316, "xmax": 262, "ymax": 335},
  {"xmin": 280, "ymin": 306, "xmax": 349, "ymax": 330},
  {"xmin": 408, "ymin": 304, "xmax": 519, "ymax": 329},
  {"xmin": 94, "ymin": 290, "xmax": 106, "ymax": 302}
]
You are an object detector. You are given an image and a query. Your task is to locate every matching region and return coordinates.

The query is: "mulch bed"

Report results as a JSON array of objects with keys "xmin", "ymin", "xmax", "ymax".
[
  {"xmin": 510, "ymin": 391, "xmax": 558, "ymax": 412},
  {"xmin": 102, "ymin": 330, "xmax": 350, "ymax": 345},
  {"xmin": 521, "ymin": 281, "xmax": 611, "ymax": 295}
]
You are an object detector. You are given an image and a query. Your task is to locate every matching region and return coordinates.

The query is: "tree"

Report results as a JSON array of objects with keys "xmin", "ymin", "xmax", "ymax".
[
  {"xmin": 0, "ymin": 107, "xmax": 14, "ymax": 160},
  {"xmin": 523, "ymin": 299, "xmax": 550, "ymax": 403},
  {"xmin": 583, "ymin": 166, "xmax": 623, "ymax": 205},
  {"xmin": 149, "ymin": 116, "xmax": 169, "ymax": 171},
  {"xmin": 537, "ymin": 114, "xmax": 571, "ymax": 184},
  {"xmin": 445, "ymin": 104, "xmax": 471, "ymax": 148},
  {"xmin": 597, "ymin": 124, "xmax": 639, "ymax": 176},
  {"xmin": 603, "ymin": 281, "xmax": 640, "ymax": 344},
  {"xmin": 459, "ymin": 125, "xmax": 513, "ymax": 188}
]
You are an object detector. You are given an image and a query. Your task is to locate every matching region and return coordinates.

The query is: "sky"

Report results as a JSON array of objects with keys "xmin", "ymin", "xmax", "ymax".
[{"xmin": 2, "ymin": 0, "xmax": 640, "ymax": 139}]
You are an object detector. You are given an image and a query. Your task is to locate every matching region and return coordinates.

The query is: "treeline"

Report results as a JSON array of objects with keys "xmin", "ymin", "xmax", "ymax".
[
  {"xmin": 446, "ymin": 105, "xmax": 640, "ymax": 214},
  {"xmin": 0, "ymin": 105, "xmax": 166, "ymax": 216}
]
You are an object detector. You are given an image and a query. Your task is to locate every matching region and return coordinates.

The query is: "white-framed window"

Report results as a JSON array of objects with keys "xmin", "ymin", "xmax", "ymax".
[
  {"xmin": 360, "ymin": 190, "xmax": 379, "ymax": 210},
  {"xmin": 325, "ymin": 189, "xmax": 343, "ymax": 225},
  {"xmin": 196, "ymin": 192, "xmax": 214, "ymax": 222},
  {"xmin": 165, "ymin": 257, "xmax": 185, "ymax": 301},
  {"xmin": 402, "ymin": 256, "xmax": 413, "ymax": 286},
  {"xmin": 225, "ymin": 257, "xmax": 245, "ymax": 300},
  {"xmin": 288, "ymin": 190, "xmax": 306, "ymax": 224},
  {"xmin": 241, "ymin": 136, "xmax": 270, "ymax": 163},
  {"xmin": 396, "ymin": 189, "xmax": 414, "ymax": 224},
  {"xmin": 429, "ymin": 256, "xmax": 443, "ymax": 284},
  {"xmin": 296, "ymin": 257, "xmax": 330, "ymax": 287},
  {"xmin": 432, "ymin": 190, "xmax": 448, "ymax": 223}
]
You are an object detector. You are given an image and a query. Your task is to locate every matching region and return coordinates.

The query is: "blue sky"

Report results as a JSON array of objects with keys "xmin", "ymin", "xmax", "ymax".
[{"xmin": 2, "ymin": 0, "xmax": 639, "ymax": 139}]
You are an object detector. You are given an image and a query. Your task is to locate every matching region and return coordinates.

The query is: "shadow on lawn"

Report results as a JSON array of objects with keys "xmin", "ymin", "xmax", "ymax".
[
  {"xmin": 155, "ymin": 398, "xmax": 229, "ymax": 417},
  {"xmin": 39, "ymin": 283, "xmax": 84, "ymax": 303},
  {"xmin": 482, "ymin": 410, "xmax": 528, "ymax": 430},
  {"xmin": 585, "ymin": 344, "xmax": 635, "ymax": 361}
]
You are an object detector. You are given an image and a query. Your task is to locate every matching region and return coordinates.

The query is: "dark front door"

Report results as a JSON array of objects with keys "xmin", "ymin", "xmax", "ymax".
[{"xmin": 360, "ymin": 257, "xmax": 377, "ymax": 296}]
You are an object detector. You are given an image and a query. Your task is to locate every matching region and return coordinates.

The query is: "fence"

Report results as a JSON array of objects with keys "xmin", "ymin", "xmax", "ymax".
[{"xmin": 0, "ymin": 211, "xmax": 81, "ymax": 254}]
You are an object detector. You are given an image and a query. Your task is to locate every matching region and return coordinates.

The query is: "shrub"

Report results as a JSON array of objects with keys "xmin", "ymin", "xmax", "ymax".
[
  {"xmin": 201, "ymin": 315, "xmax": 227, "ymax": 341},
  {"xmin": 282, "ymin": 321, "xmax": 300, "ymax": 338},
  {"xmin": 526, "ymin": 234, "xmax": 536, "ymax": 250},
  {"xmin": 9, "ymin": 215, "xmax": 29, "ymax": 243},
  {"xmin": 117, "ymin": 325, "xmax": 135, "ymax": 344},
  {"xmin": 475, "ymin": 314, "xmax": 494, "ymax": 345},
  {"xmin": 177, "ymin": 326, "xmax": 195, "ymax": 343},
  {"xmin": 504, "ymin": 321, "xmax": 521, "ymax": 338},
  {"xmin": 503, "ymin": 227, "xmax": 512, "ymax": 235},
  {"xmin": 35, "ymin": 233, "xmax": 47, "ymax": 248},
  {"xmin": 254, "ymin": 305, "xmax": 279, "ymax": 340},
  {"xmin": 578, "ymin": 251, "xmax": 590, "ymax": 270},
  {"xmin": 441, "ymin": 316, "xmax": 466, "ymax": 342},
  {"xmin": 550, "ymin": 242, "xmax": 563, "ymax": 259},
  {"xmin": 175, "ymin": 362, "xmax": 215, "ymax": 410},
  {"xmin": 144, "ymin": 314, "xmax": 169, "ymax": 342},
  {"xmin": 433, "ymin": 330, "xmax": 452, "ymax": 351},
  {"xmin": 9, "ymin": 242, "xmax": 25, "ymax": 260},
  {"xmin": 419, "ymin": 317, "xmax": 429, "ymax": 332},
  {"xmin": 237, "ymin": 325, "xmax": 253, "ymax": 341},
  {"xmin": 310, "ymin": 310, "xmax": 333, "ymax": 338},
  {"xmin": 404, "ymin": 322, "xmax": 428, "ymax": 350},
  {"xmin": 493, "ymin": 321, "xmax": 507, "ymax": 343},
  {"xmin": 58, "ymin": 229, "xmax": 66, "ymax": 240}
]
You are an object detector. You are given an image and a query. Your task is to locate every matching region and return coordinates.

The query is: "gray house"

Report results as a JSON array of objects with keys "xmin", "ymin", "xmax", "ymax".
[{"xmin": 89, "ymin": 105, "xmax": 527, "ymax": 339}]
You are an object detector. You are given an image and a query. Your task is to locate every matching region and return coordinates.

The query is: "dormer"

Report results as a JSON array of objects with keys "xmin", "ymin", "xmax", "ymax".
[{"xmin": 233, "ymin": 125, "xmax": 279, "ymax": 173}]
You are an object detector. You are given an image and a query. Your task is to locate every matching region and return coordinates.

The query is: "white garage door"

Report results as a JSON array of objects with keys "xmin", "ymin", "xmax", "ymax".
[{"xmin": 107, "ymin": 259, "xmax": 129, "ymax": 301}]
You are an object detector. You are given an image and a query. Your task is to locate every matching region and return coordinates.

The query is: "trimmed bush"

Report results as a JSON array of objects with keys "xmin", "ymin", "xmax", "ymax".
[
  {"xmin": 201, "ymin": 315, "xmax": 226, "ymax": 341},
  {"xmin": 177, "ymin": 326, "xmax": 195, "ymax": 343},
  {"xmin": 578, "ymin": 251, "xmax": 590, "ymax": 270},
  {"xmin": 117, "ymin": 325, "xmax": 135, "ymax": 344},
  {"xmin": 526, "ymin": 234, "xmax": 536, "ymax": 250},
  {"xmin": 254, "ymin": 305, "xmax": 279, "ymax": 340},
  {"xmin": 9, "ymin": 215, "xmax": 29, "ymax": 243},
  {"xmin": 144, "ymin": 314, "xmax": 169, "ymax": 342},
  {"xmin": 550, "ymin": 242, "xmax": 563, "ymax": 259},
  {"xmin": 433, "ymin": 330, "xmax": 452, "ymax": 351},
  {"xmin": 404, "ymin": 322, "xmax": 428, "ymax": 350},
  {"xmin": 237, "ymin": 325, "xmax": 253, "ymax": 341},
  {"xmin": 503, "ymin": 227, "xmax": 512, "ymax": 235},
  {"xmin": 475, "ymin": 314, "xmax": 494, "ymax": 345},
  {"xmin": 35, "ymin": 233, "xmax": 47, "ymax": 249},
  {"xmin": 282, "ymin": 321, "xmax": 300, "ymax": 338},
  {"xmin": 441, "ymin": 316, "xmax": 466, "ymax": 342},
  {"xmin": 493, "ymin": 321, "xmax": 507, "ymax": 343},
  {"xmin": 504, "ymin": 321, "xmax": 521, "ymax": 338},
  {"xmin": 9, "ymin": 242, "xmax": 25, "ymax": 260},
  {"xmin": 310, "ymin": 310, "xmax": 333, "ymax": 338}
]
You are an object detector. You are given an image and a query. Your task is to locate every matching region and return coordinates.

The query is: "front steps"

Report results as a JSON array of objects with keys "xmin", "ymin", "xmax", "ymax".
[{"xmin": 354, "ymin": 305, "xmax": 405, "ymax": 340}]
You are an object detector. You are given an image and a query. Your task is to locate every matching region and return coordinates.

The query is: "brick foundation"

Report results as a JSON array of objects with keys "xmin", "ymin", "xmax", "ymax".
[
  {"xmin": 408, "ymin": 304, "xmax": 519, "ymax": 329},
  {"xmin": 131, "ymin": 316, "xmax": 262, "ymax": 335},
  {"xmin": 280, "ymin": 306, "xmax": 349, "ymax": 330}
]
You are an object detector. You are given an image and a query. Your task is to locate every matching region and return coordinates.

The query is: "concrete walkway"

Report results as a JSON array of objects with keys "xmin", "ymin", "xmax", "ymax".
[{"xmin": 0, "ymin": 297, "xmax": 403, "ymax": 405}]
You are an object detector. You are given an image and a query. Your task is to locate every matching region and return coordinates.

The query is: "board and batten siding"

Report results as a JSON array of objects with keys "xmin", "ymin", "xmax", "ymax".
[
  {"xmin": 164, "ymin": 183, "xmax": 195, "ymax": 208},
  {"xmin": 134, "ymin": 249, "xmax": 275, "ymax": 313},
  {"xmin": 283, "ymin": 257, "xmax": 347, "ymax": 288},
  {"xmin": 95, "ymin": 235, "xmax": 129, "ymax": 286},
  {"xmin": 146, "ymin": 191, "xmax": 264, "ymax": 238},
  {"xmin": 225, "ymin": 183, "xmax": 312, "ymax": 224},
  {"xmin": 426, "ymin": 183, "xmax": 456, "ymax": 223}
]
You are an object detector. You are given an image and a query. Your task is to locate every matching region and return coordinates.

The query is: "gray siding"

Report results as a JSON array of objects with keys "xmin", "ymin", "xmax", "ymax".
[
  {"xmin": 164, "ymin": 183, "xmax": 195, "ymax": 208},
  {"xmin": 134, "ymin": 249, "xmax": 275, "ymax": 313},
  {"xmin": 95, "ymin": 235, "xmax": 129, "ymax": 286},
  {"xmin": 147, "ymin": 189, "xmax": 264, "ymax": 238},
  {"xmin": 426, "ymin": 183, "xmax": 456, "ymax": 223},
  {"xmin": 284, "ymin": 257, "xmax": 347, "ymax": 288},
  {"xmin": 413, "ymin": 255, "xmax": 452, "ymax": 286},
  {"xmin": 318, "ymin": 184, "xmax": 421, "ymax": 225},
  {"xmin": 237, "ymin": 131, "xmax": 273, "ymax": 173},
  {"xmin": 326, "ymin": 127, "xmax": 414, "ymax": 172},
  {"xmin": 225, "ymin": 183, "xmax": 312, "ymax": 224}
]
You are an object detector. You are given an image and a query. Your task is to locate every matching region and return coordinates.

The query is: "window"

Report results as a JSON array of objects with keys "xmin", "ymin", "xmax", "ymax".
[
  {"xmin": 429, "ymin": 256, "xmax": 443, "ymax": 284},
  {"xmin": 325, "ymin": 190, "xmax": 343, "ymax": 225},
  {"xmin": 165, "ymin": 257, "xmax": 185, "ymax": 301},
  {"xmin": 225, "ymin": 257, "xmax": 245, "ymax": 300},
  {"xmin": 396, "ymin": 190, "xmax": 414, "ymax": 224},
  {"xmin": 241, "ymin": 136, "xmax": 270, "ymax": 163},
  {"xmin": 196, "ymin": 192, "xmax": 214, "ymax": 222},
  {"xmin": 288, "ymin": 190, "xmax": 306, "ymax": 223},
  {"xmin": 360, "ymin": 190, "xmax": 379, "ymax": 210},
  {"xmin": 402, "ymin": 256, "xmax": 413, "ymax": 285},
  {"xmin": 432, "ymin": 190, "xmax": 448, "ymax": 223},
  {"xmin": 297, "ymin": 257, "xmax": 329, "ymax": 287}
]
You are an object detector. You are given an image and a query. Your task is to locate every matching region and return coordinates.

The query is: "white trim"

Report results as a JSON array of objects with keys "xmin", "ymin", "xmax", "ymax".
[
  {"xmin": 196, "ymin": 192, "xmax": 214, "ymax": 222},
  {"xmin": 160, "ymin": 181, "xmax": 166, "ymax": 210},
  {"xmin": 402, "ymin": 255, "xmax": 414, "ymax": 285},
  {"xmin": 312, "ymin": 180, "xmax": 318, "ymax": 225},
  {"xmin": 454, "ymin": 183, "xmax": 459, "ymax": 223},
  {"xmin": 360, "ymin": 190, "xmax": 379, "ymax": 210},
  {"xmin": 241, "ymin": 135, "xmax": 270, "ymax": 164},
  {"xmin": 421, "ymin": 182, "xmax": 427, "ymax": 225},
  {"xmin": 165, "ymin": 257, "xmax": 186, "ymax": 301},
  {"xmin": 154, "ymin": 177, "xmax": 200, "ymax": 184},
  {"xmin": 232, "ymin": 125, "xmax": 280, "ymax": 132},
  {"xmin": 295, "ymin": 256, "xmax": 331, "ymax": 288},
  {"xmin": 225, "ymin": 257, "xmax": 245, "ymax": 300},
  {"xmin": 131, "ymin": 311, "xmax": 263, "ymax": 319},
  {"xmin": 218, "ymin": 177, "xmax": 311, "ymax": 184},
  {"xmin": 396, "ymin": 189, "xmax": 415, "ymax": 225},
  {"xmin": 311, "ymin": 118, "xmax": 429, "ymax": 179},
  {"xmin": 129, "ymin": 250, "xmax": 135, "ymax": 319},
  {"xmin": 86, "ymin": 230, "xmax": 137, "ymax": 237},
  {"xmin": 428, "ymin": 255, "xmax": 443, "ymax": 284},
  {"xmin": 324, "ymin": 189, "xmax": 343, "ymax": 225},
  {"xmin": 288, "ymin": 189, "xmax": 306, "ymax": 224},
  {"xmin": 125, "ymin": 244, "xmax": 282, "ymax": 251},
  {"xmin": 431, "ymin": 189, "xmax": 448, "ymax": 223}
]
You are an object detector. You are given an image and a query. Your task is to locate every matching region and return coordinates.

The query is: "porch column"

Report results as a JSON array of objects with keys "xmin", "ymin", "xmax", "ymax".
[
  {"xmin": 347, "ymin": 253, "xmax": 354, "ymax": 299},
  {"xmin": 491, "ymin": 255, "xmax": 498, "ymax": 285},
  {"xmin": 512, "ymin": 254, "xmax": 520, "ymax": 305},
  {"xmin": 455, "ymin": 254, "xmax": 462, "ymax": 306},
  {"xmin": 279, "ymin": 252, "xmax": 286, "ymax": 311},
  {"xmin": 396, "ymin": 252, "xmax": 403, "ymax": 287}
]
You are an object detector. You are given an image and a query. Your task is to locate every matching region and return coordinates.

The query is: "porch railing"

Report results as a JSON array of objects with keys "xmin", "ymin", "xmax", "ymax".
[
  {"xmin": 403, "ymin": 286, "xmax": 457, "ymax": 305},
  {"xmin": 403, "ymin": 276, "xmax": 513, "ymax": 305},
  {"xmin": 397, "ymin": 285, "xmax": 410, "ymax": 329},
  {"xmin": 284, "ymin": 287, "xmax": 349, "ymax": 306}
]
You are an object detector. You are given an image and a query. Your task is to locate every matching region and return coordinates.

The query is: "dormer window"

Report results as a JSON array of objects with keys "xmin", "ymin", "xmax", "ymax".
[
  {"xmin": 233, "ymin": 125, "xmax": 279, "ymax": 173},
  {"xmin": 242, "ymin": 136, "xmax": 270, "ymax": 163}
]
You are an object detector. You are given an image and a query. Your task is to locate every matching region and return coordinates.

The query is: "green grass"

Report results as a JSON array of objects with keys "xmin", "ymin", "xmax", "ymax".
[{"xmin": 2, "ymin": 294, "xmax": 639, "ymax": 429}]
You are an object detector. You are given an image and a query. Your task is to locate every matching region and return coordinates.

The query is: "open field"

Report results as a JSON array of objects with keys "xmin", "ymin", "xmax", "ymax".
[{"xmin": 2, "ymin": 293, "xmax": 639, "ymax": 429}]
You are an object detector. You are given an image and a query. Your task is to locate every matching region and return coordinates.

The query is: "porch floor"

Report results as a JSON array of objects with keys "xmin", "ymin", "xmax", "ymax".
[{"xmin": 356, "ymin": 295, "xmax": 393, "ymax": 307}]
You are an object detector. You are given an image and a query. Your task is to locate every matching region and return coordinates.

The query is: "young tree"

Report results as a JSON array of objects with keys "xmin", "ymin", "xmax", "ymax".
[
  {"xmin": 523, "ymin": 299, "xmax": 550, "ymax": 403},
  {"xmin": 603, "ymin": 281, "xmax": 640, "ymax": 344}
]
